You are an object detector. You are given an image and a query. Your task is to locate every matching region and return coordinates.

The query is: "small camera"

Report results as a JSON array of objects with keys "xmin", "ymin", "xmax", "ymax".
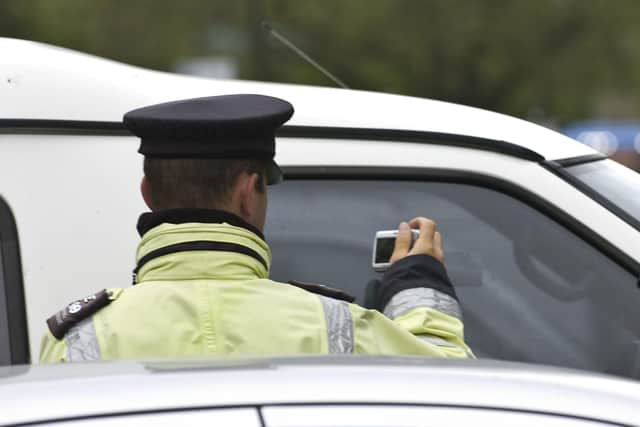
[{"xmin": 372, "ymin": 229, "xmax": 420, "ymax": 272}]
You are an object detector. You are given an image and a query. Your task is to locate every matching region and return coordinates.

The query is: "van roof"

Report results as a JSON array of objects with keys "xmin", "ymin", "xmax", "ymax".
[{"xmin": 0, "ymin": 38, "xmax": 594, "ymax": 161}]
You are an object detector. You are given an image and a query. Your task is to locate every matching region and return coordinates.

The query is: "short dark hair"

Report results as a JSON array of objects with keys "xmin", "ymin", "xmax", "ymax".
[{"xmin": 143, "ymin": 157, "xmax": 267, "ymax": 210}]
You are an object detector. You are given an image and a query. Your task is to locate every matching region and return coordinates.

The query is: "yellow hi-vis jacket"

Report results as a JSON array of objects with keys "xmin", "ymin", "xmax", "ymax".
[{"xmin": 40, "ymin": 214, "xmax": 472, "ymax": 362}]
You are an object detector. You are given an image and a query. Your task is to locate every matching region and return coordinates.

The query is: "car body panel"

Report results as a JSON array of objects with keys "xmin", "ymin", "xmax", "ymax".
[{"xmin": 1, "ymin": 357, "xmax": 639, "ymax": 426}]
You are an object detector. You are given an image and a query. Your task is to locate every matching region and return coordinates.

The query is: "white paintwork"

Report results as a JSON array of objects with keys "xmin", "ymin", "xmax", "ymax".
[
  {"xmin": 0, "ymin": 135, "xmax": 145, "ymax": 357},
  {"xmin": 0, "ymin": 37, "xmax": 594, "ymax": 161},
  {"xmin": 52, "ymin": 409, "xmax": 260, "ymax": 427},
  {"xmin": 263, "ymin": 406, "xmax": 611, "ymax": 427},
  {"xmin": 1, "ymin": 358, "xmax": 639, "ymax": 426}
]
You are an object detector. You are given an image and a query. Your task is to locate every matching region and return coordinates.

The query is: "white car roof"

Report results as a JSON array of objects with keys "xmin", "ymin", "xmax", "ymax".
[
  {"xmin": 0, "ymin": 37, "xmax": 594, "ymax": 161},
  {"xmin": 2, "ymin": 357, "xmax": 640, "ymax": 426}
]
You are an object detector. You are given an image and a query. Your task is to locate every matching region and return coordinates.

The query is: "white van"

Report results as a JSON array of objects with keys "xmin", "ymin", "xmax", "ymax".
[{"xmin": 1, "ymin": 38, "xmax": 639, "ymax": 379}]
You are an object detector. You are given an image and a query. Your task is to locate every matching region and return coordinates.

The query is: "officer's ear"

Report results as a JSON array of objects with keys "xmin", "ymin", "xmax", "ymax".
[
  {"xmin": 235, "ymin": 171, "xmax": 267, "ymax": 230},
  {"xmin": 141, "ymin": 176, "xmax": 155, "ymax": 211},
  {"xmin": 236, "ymin": 172, "xmax": 259, "ymax": 214}
]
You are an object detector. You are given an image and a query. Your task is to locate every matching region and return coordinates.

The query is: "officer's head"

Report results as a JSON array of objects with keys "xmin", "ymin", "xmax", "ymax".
[{"xmin": 123, "ymin": 94, "xmax": 294, "ymax": 232}]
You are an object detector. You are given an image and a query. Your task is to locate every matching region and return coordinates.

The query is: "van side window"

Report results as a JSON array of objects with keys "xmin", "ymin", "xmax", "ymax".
[{"xmin": 266, "ymin": 180, "xmax": 639, "ymax": 378}]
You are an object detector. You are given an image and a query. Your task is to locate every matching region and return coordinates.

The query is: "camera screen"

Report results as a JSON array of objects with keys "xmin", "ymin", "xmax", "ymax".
[{"xmin": 375, "ymin": 237, "xmax": 396, "ymax": 264}]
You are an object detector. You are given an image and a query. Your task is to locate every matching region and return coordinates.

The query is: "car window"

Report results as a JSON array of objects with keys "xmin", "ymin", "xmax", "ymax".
[
  {"xmin": 263, "ymin": 405, "xmax": 616, "ymax": 427},
  {"xmin": 266, "ymin": 180, "xmax": 640, "ymax": 378},
  {"xmin": 565, "ymin": 159, "xmax": 640, "ymax": 227}
]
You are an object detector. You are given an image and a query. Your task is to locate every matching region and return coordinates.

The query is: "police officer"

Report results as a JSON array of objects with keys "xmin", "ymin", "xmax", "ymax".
[{"xmin": 40, "ymin": 94, "xmax": 472, "ymax": 362}]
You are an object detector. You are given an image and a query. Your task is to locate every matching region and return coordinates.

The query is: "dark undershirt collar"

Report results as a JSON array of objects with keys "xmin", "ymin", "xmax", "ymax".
[{"xmin": 136, "ymin": 208, "xmax": 265, "ymax": 240}]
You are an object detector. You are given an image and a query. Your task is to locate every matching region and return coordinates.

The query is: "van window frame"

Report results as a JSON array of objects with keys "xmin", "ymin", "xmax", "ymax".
[{"xmin": 0, "ymin": 195, "xmax": 29, "ymax": 365}]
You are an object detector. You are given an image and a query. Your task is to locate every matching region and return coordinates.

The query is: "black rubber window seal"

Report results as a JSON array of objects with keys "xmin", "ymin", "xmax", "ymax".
[
  {"xmin": 0, "ymin": 120, "xmax": 544, "ymax": 162},
  {"xmin": 0, "ymin": 195, "xmax": 29, "ymax": 365}
]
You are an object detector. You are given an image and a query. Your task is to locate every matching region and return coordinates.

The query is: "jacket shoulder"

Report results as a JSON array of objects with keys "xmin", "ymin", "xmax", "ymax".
[
  {"xmin": 287, "ymin": 280, "xmax": 355, "ymax": 302},
  {"xmin": 45, "ymin": 289, "xmax": 123, "ymax": 340}
]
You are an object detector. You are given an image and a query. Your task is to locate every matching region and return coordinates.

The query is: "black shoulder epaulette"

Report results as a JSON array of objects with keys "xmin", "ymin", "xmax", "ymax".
[
  {"xmin": 46, "ymin": 289, "xmax": 113, "ymax": 340},
  {"xmin": 288, "ymin": 280, "xmax": 356, "ymax": 303}
]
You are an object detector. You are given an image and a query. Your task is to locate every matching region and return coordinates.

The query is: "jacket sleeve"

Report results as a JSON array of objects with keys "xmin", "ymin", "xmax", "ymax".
[
  {"xmin": 376, "ymin": 254, "xmax": 473, "ymax": 358},
  {"xmin": 39, "ymin": 331, "xmax": 67, "ymax": 363}
]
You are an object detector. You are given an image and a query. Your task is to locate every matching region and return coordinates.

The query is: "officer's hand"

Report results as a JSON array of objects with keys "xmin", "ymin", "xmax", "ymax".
[{"xmin": 389, "ymin": 217, "xmax": 444, "ymax": 265}]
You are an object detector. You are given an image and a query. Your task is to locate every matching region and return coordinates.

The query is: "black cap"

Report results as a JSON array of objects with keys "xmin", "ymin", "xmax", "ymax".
[{"xmin": 123, "ymin": 94, "xmax": 294, "ymax": 185}]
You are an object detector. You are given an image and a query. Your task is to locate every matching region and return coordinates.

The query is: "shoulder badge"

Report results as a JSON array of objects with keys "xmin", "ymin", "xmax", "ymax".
[
  {"xmin": 288, "ymin": 280, "xmax": 356, "ymax": 303},
  {"xmin": 46, "ymin": 289, "xmax": 113, "ymax": 340}
]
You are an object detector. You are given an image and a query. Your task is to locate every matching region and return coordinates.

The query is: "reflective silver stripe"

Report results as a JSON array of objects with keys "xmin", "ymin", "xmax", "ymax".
[
  {"xmin": 65, "ymin": 318, "xmax": 102, "ymax": 362},
  {"xmin": 319, "ymin": 296, "xmax": 354, "ymax": 354},
  {"xmin": 383, "ymin": 287, "xmax": 462, "ymax": 321},
  {"xmin": 419, "ymin": 335, "xmax": 459, "ymax": 348},
  {"xmin": 418, "ymin": 335, "xmax": 476, "ymax": 358}
]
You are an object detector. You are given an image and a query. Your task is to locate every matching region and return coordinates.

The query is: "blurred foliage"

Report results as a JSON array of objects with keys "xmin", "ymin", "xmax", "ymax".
[{"xmin": 2, "ymin": 0, "xmax": 640, "ymax": 124}]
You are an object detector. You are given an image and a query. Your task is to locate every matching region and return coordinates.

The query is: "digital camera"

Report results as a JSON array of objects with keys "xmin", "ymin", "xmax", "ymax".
[{"xmin": 372, "ymin": 229, "xmax": 420, "ymax": 272}]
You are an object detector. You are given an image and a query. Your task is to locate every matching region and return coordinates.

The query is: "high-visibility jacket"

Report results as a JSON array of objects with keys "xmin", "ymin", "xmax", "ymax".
[{"xmin": 40, "ymin": 210, "xmax": 472, "ymax": 362}]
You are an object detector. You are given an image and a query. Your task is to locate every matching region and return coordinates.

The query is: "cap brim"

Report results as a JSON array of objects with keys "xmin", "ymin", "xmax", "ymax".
[{"xmin": 266, "ymin": 160, "xmax": 283, "ymax": 185}]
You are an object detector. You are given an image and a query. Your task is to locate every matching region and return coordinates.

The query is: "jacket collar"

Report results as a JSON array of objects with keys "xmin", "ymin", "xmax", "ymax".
[
  {"xmin": 134, "ymin": 209, "xmax": 270, "ymax": 283},
  {"xmin": 137, "ymin": 208, "xmax": 265, "ymax": 240}
]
